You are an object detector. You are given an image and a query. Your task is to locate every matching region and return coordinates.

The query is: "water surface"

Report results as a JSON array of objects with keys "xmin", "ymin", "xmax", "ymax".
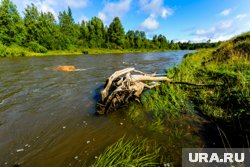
[{"xmin": 0, "ymin": 51, "xmax": 202, "ymax": 166}]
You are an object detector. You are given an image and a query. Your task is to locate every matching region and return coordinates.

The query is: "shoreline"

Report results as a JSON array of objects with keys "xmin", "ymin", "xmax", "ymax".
[{"xmin": 0, "ymin": 46, "xmax": 181, "ymax": 57}]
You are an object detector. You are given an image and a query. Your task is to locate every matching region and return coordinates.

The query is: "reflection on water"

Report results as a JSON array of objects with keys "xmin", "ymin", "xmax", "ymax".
[{"xmin": 0, "ymin": 51, "xmax": 201, "ymax": 166}]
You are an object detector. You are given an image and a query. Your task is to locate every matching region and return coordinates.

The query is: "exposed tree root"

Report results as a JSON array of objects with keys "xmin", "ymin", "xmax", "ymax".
[{"xmin": 97, "ymin": 68, "xmax": 172, "ymax": 114}]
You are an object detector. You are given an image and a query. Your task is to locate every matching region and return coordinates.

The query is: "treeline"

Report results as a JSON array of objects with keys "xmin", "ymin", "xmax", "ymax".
[
  {"xmin": 0, "ymin": 0, "xmax": 180, "ymax": 54},
  {"xmin": 178, "ymin": 40, "xmax": 221, "ymax": 50}
]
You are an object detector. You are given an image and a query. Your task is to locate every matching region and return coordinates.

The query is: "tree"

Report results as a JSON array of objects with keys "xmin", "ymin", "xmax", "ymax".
[
  {"xmin": 0, "ymin": 0, "xmax": 25, "ymax": 45},
  {"xmin": 125, "ymin": 30, "xmax": 135, "ymax": 48},
  {"xmin": 58, "ymin": 7, "xmax": 79, "ymax": 49},
  {"xmin": 23, "ymin": 3, "xmax": 40, "ymax": 43},
  {"xmin": 107, "ymin": 17, "xmax": 125, "ymax": 48},
  {"xmin": 87, "ymin": 17, "xmax": 106, "ymax": 48},
  {"xmin": 78, "ymin": 20, "xmax": 89, "ymax": 48},
  {"xmin": 37, "ymin": 11, "xmax": 58, "ymax": 49}
]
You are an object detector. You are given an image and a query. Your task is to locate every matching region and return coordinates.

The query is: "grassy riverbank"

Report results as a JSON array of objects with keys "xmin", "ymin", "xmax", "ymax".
[
  {"xmin": 90, "ymin": 32, "xmax": 250, "ymax": 166},
  {"xmin": 0, "ymin": 44, "xmax": 177, "ymax": 57}
]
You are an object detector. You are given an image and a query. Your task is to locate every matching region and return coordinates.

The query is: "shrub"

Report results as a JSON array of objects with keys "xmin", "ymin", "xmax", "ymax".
[
  {"xmin": 28, "ymin": 41, "xmax": 48, "ymax": 53},
  {"xmin": 0, "ymin": 44, "xmax": 27, "ymax": 57}
]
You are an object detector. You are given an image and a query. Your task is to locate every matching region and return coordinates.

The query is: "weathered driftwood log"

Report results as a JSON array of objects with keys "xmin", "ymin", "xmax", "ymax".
[{"xmin": 97, "ymin": 68, "xmax": 172, "ymax": 114}]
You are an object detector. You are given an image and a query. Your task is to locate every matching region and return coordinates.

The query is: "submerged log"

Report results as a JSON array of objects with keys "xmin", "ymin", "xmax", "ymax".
[{"xmin": 97, "ymin": 68, "xmax": 172, "ymax": 114}]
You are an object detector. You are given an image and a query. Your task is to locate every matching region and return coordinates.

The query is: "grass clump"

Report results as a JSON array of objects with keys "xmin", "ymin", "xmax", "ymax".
[{"xmin": 91, "ymin": 136, "xmax": 161, "ymax": 167}]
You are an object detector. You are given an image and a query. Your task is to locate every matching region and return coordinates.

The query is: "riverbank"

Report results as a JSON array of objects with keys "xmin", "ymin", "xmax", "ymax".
[
  {"xmin": 0, "ymin": 44, "xmax": 177, "ymax": 57},
  {"xmin": 89, "ymin": 32, "xmax": 250, "ymax": 166}
]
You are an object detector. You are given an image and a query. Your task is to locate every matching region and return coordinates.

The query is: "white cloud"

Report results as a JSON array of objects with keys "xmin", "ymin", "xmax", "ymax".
[
  {"xmin": 210, "ymin": 34, "xmax": 236, "ymax": 42},
  {"xmin": 139, "ymin": 0, "xmax": 173, "ymax": 31},
  {"xmin": 177, "ymin": 33, "xmax": 237, "ymax": 43},
  {"xmin": 235, "ymin": 14, "xmax": 248, "ymax": 20},
  {"xmin": 22, "ymin": 0, "xmax": 57, "ymax": 16},
  {"xmin": 189, "ymin": 18, "xmax": 239, "ymax": 42},
  {"xmin": 192, "ymin": 20, "xmax": 233, "ymax": 36},
  {"xmin": 65, "ymin": 0, "xmax": 88, "ymax": 8},
  {"xmin": 219, "ymin": 8, "xmax": 231, "ymax": 16},
  {"xmin": 140, "ymin": 15, "xmax": 159, "ymax": 31},
  {"xmin": 13, "ymin": 0, "xmax": 89, "ymax": 17},
  {"xmin": 98, "ymin": 0, "xmax": 132, "ymax": 23},
  {"xmin": 139, "ymin": 0, "xmax": 173, "ymax": 18},
  {"xmin": 194, "ymin": 27, "xmax": 216, "ymax": 36}
]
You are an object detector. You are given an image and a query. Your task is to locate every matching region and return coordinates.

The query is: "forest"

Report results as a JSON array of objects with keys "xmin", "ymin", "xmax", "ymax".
[{"xmin": 0, "ymin": 0, "xmax": 219, "ymax": 56}]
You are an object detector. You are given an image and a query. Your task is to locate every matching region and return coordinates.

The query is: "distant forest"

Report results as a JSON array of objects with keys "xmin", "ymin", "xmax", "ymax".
[{"xmin": 0, "ymin": 0, "xmax": 220, "ymax": 53}]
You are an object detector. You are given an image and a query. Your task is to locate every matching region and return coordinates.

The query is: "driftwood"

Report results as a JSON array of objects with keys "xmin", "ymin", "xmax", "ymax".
[{"xmin": 97, "ymin": 68, "xmax": 172, "ymax": 114}]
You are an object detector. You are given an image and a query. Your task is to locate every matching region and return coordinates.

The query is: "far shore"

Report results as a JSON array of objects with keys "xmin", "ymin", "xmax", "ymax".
[
  {"xmin": 28, "ymin": 48, "xmax": 181, "ymax": 57},
  {"xmin": 1, "ymin": 46, "xmax": 181, "ymax": 58}
]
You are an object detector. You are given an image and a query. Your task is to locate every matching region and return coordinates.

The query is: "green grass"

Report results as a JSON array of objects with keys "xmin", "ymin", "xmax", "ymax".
[
  {"xmin": 0, "ymin": 44, "xmax": 177, "ymax": 57},
  {"xmin": 90, "ymin": 136, "xmax": 161, "ymax": 167},
  {"xmin": 169, "ymin": 32, "xmax": 250, "ymax": 120},
  {"xmin": 124, "ymin": 32, "xmax": 250, "ymax": 133}
]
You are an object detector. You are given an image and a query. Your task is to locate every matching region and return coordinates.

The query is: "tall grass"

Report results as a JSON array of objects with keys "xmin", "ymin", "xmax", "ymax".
[{"xmin": 90, "ymin": 136, "xmax": 161, "ymax": 167}]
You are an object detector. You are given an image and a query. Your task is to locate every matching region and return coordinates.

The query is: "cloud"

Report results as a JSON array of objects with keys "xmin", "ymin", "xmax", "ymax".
[
  {"xmin": 219, "ymin": 8, "xmax": 231, "ymax": 16},
  {"xmin": 98, "ymin": 0, "xmax": 132, "ymax": 23},
  {"xmin": 235, "ymin": 14, "xmax": 248, "ymax": 20},
  {"xmin": 193, "ymin": 27, "xmax": 216, "ymax": 36},
  {"xmin": 139, "ymin": 0, "xmax": 173, "ymax": 18},
  {"xmin": 13, "ymin": 0, "xmax": 89, "ymax": 17},
  {"xmin": 190, "ymin": 19, "xmax": 237, "ymax": 42},
  {"xmin": 177, "ymin": 33, "xmax": 237, "ymax": 43},
  {"xmin": 139, "ymin": 0, "xmax": 173, "ymax": 31},
  {"xmin": 140, "ymin": 15, "xmax": 159, "ymax": 31},
  {"xmin": 65, "ymin": 0, "xmax": 88, "ymax": 8},
  {"xmin": 21, "ymin": 0, "xmax": 57, "ymax": 16},
  {"xmin": 192, "ymin": 20, "xmax": 233, "ymax": 35}
]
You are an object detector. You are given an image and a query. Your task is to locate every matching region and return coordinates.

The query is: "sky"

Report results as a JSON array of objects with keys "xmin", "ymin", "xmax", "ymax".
[{"xmin": 12, "ymin": 0, "xmax": 250, "ymax": 42}]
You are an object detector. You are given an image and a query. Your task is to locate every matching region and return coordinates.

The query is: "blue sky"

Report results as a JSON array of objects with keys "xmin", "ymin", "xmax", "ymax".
[{"xmin": 12, "ymin": 0, "xmax": 250, "ymax": 42}]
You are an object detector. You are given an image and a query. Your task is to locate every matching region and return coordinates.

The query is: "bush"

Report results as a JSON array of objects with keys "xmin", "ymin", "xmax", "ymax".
[
  {"xmin": 28, "ymin": 41, "xmax": 48, "ymax": 53},
  {"xmin": 0, "ymin": 43, "xmax": 27, "ymax": 57},
  {"xmin": 0, "ymin": 43, "xmax": 7, "ymax": 57}
]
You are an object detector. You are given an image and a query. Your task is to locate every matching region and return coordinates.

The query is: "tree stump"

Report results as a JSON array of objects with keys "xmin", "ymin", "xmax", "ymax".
[{"xmin": 96, "ymin": 68, "xmax": 172, "ymax": 114}]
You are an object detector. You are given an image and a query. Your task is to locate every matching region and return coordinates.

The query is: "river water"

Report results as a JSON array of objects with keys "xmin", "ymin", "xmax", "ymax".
[{"xmin": 0, "ymin": 51, "xmax": 209, "ymax": 167}]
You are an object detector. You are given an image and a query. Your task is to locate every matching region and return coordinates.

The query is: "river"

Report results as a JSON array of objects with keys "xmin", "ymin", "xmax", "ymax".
[{"xmin": 0, "ymin": 51, "xmax": 210, "ymax": 167}]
